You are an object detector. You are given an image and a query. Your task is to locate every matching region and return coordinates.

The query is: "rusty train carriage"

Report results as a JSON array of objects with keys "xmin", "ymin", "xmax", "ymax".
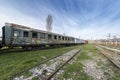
[{"xmin": 1, "ymin": 23, "xmax": 83, "ymax": 49}]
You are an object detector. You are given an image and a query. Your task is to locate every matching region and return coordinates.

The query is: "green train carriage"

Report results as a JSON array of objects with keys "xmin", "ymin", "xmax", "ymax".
[{"xmin": 1, "ymin": 23, "xmax": 80, "ymax": 49}]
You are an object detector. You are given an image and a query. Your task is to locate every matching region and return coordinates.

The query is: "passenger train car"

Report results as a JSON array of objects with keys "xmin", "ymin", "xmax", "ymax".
[{"xmin": 0, "ymin": 23, "xmax": 85, "ymax": 50}]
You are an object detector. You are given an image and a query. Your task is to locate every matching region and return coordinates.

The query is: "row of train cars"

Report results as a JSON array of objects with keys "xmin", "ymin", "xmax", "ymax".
[{"xmin": 0, "ymin": 23, "xmax": 87, "ymax": 50}]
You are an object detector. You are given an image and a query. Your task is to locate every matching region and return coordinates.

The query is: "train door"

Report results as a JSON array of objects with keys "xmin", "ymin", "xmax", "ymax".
[
  {"xmin": 13, "ymin": 30, "xmax": 21, "ymax": 44},
  {"xmin": 2, "ymin": 26, "xmax": 13, "ymax": 45}
]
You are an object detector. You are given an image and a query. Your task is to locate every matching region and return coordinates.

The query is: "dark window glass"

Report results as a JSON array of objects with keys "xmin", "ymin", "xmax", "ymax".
[
  {"xmin": 48, "ymin": 34, "xmax": 52, "ymax": 40},
  {"xmin": 59, "ymin": 36, "xmax": 61, "ymax": 40},
  {"xmin": 54, "ymin": 35, "xmax": 57, "ymax": 39},
  {"xmin": 40, "ymin": 33, "xmax": 45, "ymax": 39},
  {"xmin": 65, "ymin": 37, "xmax": 67, "ymax": 40},
  {"xmin": 62, "ymin": 36, "xmax": 64, "ymax": 40},
  {"xmin": 32, "ymin": 32, "xmax": 38, "ymax": 38},
  {"xmin": 23, "ymin": 31, "xmax": 29, "ymax": 37},
  {"xmin": 68, "ymin": 38, "xmax": 69, "ymax": 40}
]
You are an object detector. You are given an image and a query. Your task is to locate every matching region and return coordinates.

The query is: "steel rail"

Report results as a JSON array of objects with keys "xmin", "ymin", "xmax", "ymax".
[
  {"xmin": 2, "ymin": 47, "xmax": 81, "ymax": 80},
  {"xmin": 99, "ymin": 45, "xmax": 120, "ymax": 55},
  {"xmin": 47, "ymin": 49, "xmax": 81, "ymax": 80},
  {"xmin": 6, "ymin": 52, "xmax": 64, "ymax": 80},
  {"xmin": 96, "ymin": 46, "xmax": 120, "ymax": 70}
]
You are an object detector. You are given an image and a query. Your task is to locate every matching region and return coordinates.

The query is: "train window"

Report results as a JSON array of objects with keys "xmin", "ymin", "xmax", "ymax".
[
  {"xmin": 71, "ymin": 38, "xmax": 73, "ymax": 41},
  {"xmin": 54, "ymin": 35, "xmax": 57, "ymax": 40},
  {"xmin": 14, "ymin": 30, "xmax": 19, "ymax": 37},
  {"xmin": 69, "ymin": 38, "xmax": 71, "ymax": 41},
  {"xmin": 59, "ymin": 36, "xmax": 61, "ymax": 40},
  {"xmin": 32, "ymin": 32, "xmax": 38, "ymax": 38},
  {"xmin": 68, "ymin": 38, "xmax": 70, "ymax": 40},
  {"xmin": 62, "ymin": 36, "xmax": 64, "ymax": 40},
  {"xmin": 72, "ymin": 38, "xmax": 74, "ymax": 41},
  {"xmin": 23, "ymin": 31, "xmax": 29, "ymax": 37},
  {"xmin": 48, "ymin": 34, "xmax": 52, "ymax": 40},
  {"xmin": 65, "ymin": 37, "xmax": 67, "ymax": 40},
  {"xmin": 40, "ymin": 33, "xmax": 45, "ymax": 39}
]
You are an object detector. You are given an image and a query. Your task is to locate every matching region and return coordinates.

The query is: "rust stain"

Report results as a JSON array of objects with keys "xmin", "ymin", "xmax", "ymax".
[{"xmin": 6, "ymin": 23, "xmax": 31, "ymax": 30}]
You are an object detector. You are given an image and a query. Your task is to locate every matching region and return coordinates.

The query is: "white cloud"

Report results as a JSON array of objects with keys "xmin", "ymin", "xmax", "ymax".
[
  {"xmin": 0, "ymin": 6, "xmax": 48, "ymax": 36},
  {"xmin": 0, "ymin": 0, "xmax": 120, "ymax": 40}
]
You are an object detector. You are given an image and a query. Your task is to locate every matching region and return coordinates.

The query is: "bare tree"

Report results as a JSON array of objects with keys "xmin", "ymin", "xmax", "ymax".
[{"xmin": 46, "ymin": 14, "xmax": 53, "ymax": 32}]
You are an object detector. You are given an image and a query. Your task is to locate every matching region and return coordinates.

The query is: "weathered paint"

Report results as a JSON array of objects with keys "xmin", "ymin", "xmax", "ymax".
[
  {"xmin": 2, "ymin": 23, "xmax": 84, "ymax": 46},
  {"xmin": 3, "ymin": 26, "xmax": 12, "ymax": 45}
]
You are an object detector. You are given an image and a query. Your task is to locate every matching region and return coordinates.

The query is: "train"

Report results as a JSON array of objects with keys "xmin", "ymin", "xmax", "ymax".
[{"xmin": 0, "ymin": 23, "xmax": 85, "ymax": 50}]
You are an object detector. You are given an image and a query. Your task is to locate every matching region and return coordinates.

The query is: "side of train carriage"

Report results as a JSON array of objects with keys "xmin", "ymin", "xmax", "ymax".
[{"xmin": 0, "ymin": 23, "xmax": 85, "ymax": 49}]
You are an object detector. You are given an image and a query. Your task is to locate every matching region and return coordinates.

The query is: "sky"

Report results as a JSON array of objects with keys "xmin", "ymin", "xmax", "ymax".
[{"xmin": 0, "ymin": 0, "xmax": 120, "ymax": 40}]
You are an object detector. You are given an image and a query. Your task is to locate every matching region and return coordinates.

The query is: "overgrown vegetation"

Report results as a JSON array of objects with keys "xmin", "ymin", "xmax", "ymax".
[
  {"xmin": 58, "ymin": 44, "xmax": 120, "ymax": 80},
  {"xmin": 58, "ymin": 44, "xmax": 96, "ymax": 80},
  {"xmin": 1, "ymin": 44, "xmax": 120, "ymax": 80},
  {"xmin": 0, "ymin": 45, "xmax": 80, "ymax": 80},
  {"xmin": 58, "ymin": 62, "xmax": 93, "ymax": 80}
]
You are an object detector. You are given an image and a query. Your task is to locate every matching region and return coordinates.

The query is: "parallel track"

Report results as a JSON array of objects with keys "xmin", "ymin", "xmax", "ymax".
[
  {"xmin": 96, "ymin": 46, "xmax": 120, "ymax": 70},
  {"xmin": 100, "ymin": 45, "xmax": 120, "ymax": 55}
]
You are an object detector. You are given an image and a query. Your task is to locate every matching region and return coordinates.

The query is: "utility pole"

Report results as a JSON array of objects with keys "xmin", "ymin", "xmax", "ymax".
[
  {"xmin": 107, "ymin": 33, "xmax": 111, "ymax": 45},
  {"xmin": 108, "ymin": 33, "xmax": 111, "ymax": 39}
]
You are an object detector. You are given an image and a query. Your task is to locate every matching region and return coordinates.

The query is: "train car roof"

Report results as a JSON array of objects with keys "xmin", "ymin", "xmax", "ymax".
[{"xmin": 5, "ymin": 22, "xmax": 75, "ymax": 38}]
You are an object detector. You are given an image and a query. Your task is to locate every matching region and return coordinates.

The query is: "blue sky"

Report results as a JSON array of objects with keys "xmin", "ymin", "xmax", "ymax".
[{"xmin": 0, "ymin": 0, "xmax": 120, "ymax": 39}]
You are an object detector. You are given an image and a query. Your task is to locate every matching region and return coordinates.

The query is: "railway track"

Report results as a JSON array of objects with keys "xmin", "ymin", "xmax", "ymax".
[
  {"xmin": 96, "ymin": 46, "xmax": 120, "ymax": 70},
  {"xmin": 14, "ymin": 48, "xmax": 81, "ymax": 80},
  {"xmin": 47, "ymin": 49, "xmax": 81, "ymax": 80},
  {"xmin": 99, "ymin": 45, "xmax": 120, "ymax": 55},
  {"xmin": 6, "ymin": 52, "xmax": 64, "ymax": 80}
]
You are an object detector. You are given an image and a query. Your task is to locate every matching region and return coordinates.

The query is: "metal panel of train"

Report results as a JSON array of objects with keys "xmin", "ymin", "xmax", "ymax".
[{"xmin": 0, "ymin": 23, "xmax": 85, "ymax": 49}]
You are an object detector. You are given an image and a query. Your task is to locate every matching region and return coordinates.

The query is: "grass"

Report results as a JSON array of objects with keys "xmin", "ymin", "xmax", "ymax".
[
  {"xmin": 97, "ymin": 51, "xmax": 120, "ymax": 80},
  {"xmin": 32, "ymin": 76, "xmax": 39, "ymax": 80},
  {"xmin": 0, "ymin": 45, "xmax": 81, "ymax": 80},
  {"xmin": 58, "ymin": 63, "xmax": 93, "ymax": 80},
  {"xmin": 77, "ymin": 44, "xmax": 98, "ymax": 61},
  {"xmin": 58, "ymin": 44, "xmax": 120, "ymax": 80},
  {"xmin": 58, "ymin": 44, "xmax": 97, "ymax": 80}
]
